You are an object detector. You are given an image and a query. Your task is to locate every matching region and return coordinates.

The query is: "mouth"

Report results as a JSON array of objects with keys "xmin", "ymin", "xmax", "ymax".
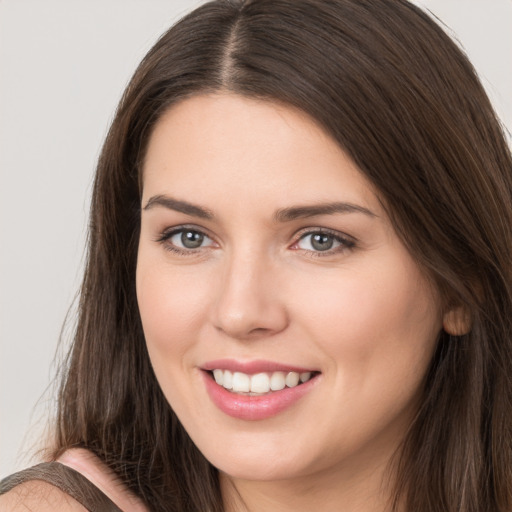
[
  {"xmin": 207, "ymin": 369, "xmax": 320, "ymax": 396},
  {"xmin": 200, "ymin": 359, "xmax": 321, "ymax": 420}
]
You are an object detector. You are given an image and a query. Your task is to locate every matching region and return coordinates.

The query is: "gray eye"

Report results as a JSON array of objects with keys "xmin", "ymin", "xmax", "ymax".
[
  {"xmin": 310, "ymin": 233, "xmax": 334, "ymax": 251},
  {"xmin": 297, "ymin": 233, "xmax": 342, "ymax": 252},
  {"xmin": 170, "ymin": 229, "xmax": 212, "ymax": 249},
  {"xmin": 181, "ymin": 230, "xmax": 204, "ymax": 248}
]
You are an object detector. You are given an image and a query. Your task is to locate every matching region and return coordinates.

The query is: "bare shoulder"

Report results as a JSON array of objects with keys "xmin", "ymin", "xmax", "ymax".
[
  {"xmin": 0, "ymin": 479, "xmax": 87, "ymax": 511},
  {"xmin": 0, "ymin": 448, "xmax": 149, "ymax": 512},
  {"xmin": 57, "ymin": 448, "xmax": 149, "ymax": 512}
]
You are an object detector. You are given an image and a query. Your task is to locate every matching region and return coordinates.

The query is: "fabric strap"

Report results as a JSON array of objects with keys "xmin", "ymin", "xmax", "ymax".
[{"xmin": 0, "ymin": 461, "xmax": 123, "ymax": 511}]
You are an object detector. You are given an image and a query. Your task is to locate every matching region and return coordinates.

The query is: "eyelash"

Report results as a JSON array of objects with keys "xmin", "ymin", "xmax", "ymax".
[
  {"xmin": 155, "ymin": 225, "xmax": 356, "ymax": 257},
  {"xmin": 291, "ymin": 228, "xmax": 356, "ymax": 257},
  {"xmin": 154, "ymin": 225, "xmax": 215, "ymax": 256}
]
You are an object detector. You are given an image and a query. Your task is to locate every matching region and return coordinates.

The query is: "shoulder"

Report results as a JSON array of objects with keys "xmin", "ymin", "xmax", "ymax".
[
  {"xmin": 0, "ymin": 479, "xmax": 87, "ymax": 511},
  {"xmin": 56, "ymin": 448, "xmax": 149, "ymax": 511},
  {"xmin": 0, "ymin": 448, "xmax": 149, "ymax": 512}
]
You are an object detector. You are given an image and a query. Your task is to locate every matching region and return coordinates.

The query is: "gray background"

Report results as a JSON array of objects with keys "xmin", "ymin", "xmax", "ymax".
[{"xmin": 1, "ymin": 0, "xmax": 511, "ymax": 478}]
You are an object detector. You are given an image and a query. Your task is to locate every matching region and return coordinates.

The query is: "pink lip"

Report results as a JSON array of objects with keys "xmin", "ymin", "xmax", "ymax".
[
  {"xmin": 201, "ymin": 367, "xmax": 320, "ymax": 421},
  {"xmin": 202, "ymin": 358, "xmax": 316, "ymax": 374}
]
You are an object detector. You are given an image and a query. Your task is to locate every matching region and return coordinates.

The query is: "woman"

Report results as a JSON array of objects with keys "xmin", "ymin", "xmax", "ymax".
[{"xmin": 2, "ymin": 0, "xmax": 511, "ymax": 511}]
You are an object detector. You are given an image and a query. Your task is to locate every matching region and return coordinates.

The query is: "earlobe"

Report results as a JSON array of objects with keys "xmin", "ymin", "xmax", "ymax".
[{"xmin": 442, "ymin": 306, "xmax": 472, "ymax": 336}]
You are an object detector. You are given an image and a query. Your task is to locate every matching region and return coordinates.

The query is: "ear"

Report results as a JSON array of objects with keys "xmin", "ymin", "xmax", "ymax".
[{"xmin": 443, "ymin": 305, "xmax": 472, "ymax": 336}]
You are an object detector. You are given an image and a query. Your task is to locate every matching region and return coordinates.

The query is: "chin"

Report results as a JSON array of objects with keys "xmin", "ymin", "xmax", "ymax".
[
  {"xmin": 215, "ymin": 456, "xmax": 307, "ymax": 482},
  {"xmin": 193, "ymin": 431, "xmax": 316, "ymax": 482}
]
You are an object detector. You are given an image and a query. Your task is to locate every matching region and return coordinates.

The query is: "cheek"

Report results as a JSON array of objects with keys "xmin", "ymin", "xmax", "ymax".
[
  {"xmin": 136, "ymin": 256, "xmax": 216, "ymax": 417},
  {"xmin": 290, "ymin": 254, "xmax": 442, "ymax": 386},
  {"xmin": 287, "ymin": 258, "xmax": 442, "ymax": 458},
  {"xmin": 136, "ymin": 256, "xmax": 212, "ymax": 361}
]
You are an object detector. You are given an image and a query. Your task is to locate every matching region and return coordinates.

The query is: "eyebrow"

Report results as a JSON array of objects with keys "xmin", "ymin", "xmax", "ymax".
[
  {"xmin": 143, "ymin": 194, "xmax": 376, "ymax": 222},
  {"xmin": 143, "ymin": 195, "xmax": 214, "ymax": 219},
  {"xmin": 273, "ymin": 202, "xmax": 377, "ymax": 222}
]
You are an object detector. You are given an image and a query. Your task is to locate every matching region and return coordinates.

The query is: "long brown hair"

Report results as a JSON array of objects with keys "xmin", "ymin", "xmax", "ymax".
[{"xmin": 54, "ymin": 1, "xmax": 512, "ymax": 510}]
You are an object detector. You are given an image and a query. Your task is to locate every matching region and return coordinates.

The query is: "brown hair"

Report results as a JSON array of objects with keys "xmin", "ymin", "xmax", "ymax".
[{"xmin": 54, "ymin": 0, "xmax": 512, "ymax": 510}]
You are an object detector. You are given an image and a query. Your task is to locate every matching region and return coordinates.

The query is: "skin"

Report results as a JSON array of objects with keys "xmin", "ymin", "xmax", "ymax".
[
  {"xmin": 0, "ymin": 449, "xmax": 149, "ymax": 512},
  {"xmin": 136, "ymin": 93, "xmax": 448, "ymax": 512}
]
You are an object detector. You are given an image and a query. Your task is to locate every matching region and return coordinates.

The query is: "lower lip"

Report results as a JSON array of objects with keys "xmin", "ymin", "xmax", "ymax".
[{"xmin": 202, "ymin": 371, "xmax": 319, "ymax": 421}]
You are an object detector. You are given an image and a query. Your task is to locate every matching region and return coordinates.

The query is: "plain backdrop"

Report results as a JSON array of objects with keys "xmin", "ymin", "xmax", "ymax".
[{"xmin": 1, "ymin": 0, "xmax": 511, "ymax": 478}]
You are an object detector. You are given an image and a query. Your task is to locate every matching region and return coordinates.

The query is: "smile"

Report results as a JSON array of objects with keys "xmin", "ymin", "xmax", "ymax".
[
  {"xmin": 211, "ymin": 369, "xmax": 315, "ymax": 395},
  {"xmin": 201, "ymin": 361, "xmax": 321, "ymax": 421}
]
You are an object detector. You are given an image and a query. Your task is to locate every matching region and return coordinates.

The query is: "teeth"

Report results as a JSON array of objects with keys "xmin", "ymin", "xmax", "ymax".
[
  {"xmin": 285, "ymin": 372, "xmax": 300, "ymax": 388},
  {"xmin": 212, "ymin": 369, "xmax": 315, "ymax": 394},
  {"xmin": 300, "ymin": 372, "xmax": 311, "ymax": 383},
  {"xmin": 223, "ymin": 370, "xmax": 233, "ymax": 390},
  {"xmin": 213, "ymin": 369, "xmax": 223, "ymax": 385},
  {"xmin": 250, "ymin": 373, "xmax": 270, "ymax": 393},
  {"xmin": 232, "ymin": 372, "xmax": 250, "ymax": 392},
  {"xmin": 270, "ymin": 371, "xmax": 286, "ymax": 391}
]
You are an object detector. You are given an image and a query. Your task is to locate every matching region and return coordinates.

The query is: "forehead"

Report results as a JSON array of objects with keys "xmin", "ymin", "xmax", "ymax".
[{"xmin": 141, "ymin": 93, "xmax": 379, "ymax": 214}]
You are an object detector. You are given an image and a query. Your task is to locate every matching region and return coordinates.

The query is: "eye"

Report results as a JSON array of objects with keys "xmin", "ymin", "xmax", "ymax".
[
  {"xmin": 156, "ymin": 227, "xmax": 216, "ymax": 253},
  {"xmin": 293, "ymin": 230, "xmax": 355, "ymax": 254},
  {"xmin": 171, "ymin": 229, "xmax": 210, "ymax": 249}
]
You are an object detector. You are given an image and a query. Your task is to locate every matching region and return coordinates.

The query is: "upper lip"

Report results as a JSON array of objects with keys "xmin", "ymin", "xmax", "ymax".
[{"xmin": 201, "ymin": 359, "xmax": 318, "ymax": 374}]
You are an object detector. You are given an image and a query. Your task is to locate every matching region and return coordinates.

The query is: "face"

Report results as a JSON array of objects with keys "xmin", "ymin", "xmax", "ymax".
[{"xmin": 136, "ymin": 93, "xmax": 444, "ymax": 484}]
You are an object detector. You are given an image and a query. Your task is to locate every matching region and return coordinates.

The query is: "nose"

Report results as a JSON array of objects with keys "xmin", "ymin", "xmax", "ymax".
[{"xmin": 211, "ymin": 251, "xmax": 289, "ymax": 340}]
